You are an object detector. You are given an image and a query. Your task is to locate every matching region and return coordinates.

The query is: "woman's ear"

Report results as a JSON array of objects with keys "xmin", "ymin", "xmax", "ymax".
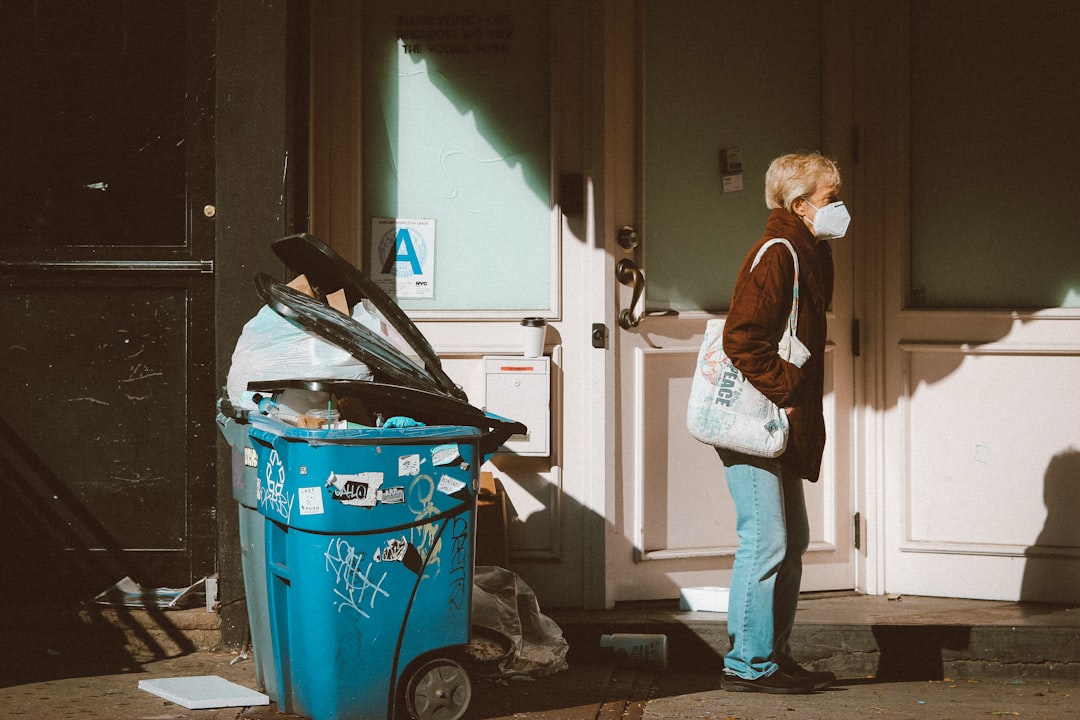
[{"xmin": 791, "ymin": 196, "xmax": 808, "ymax": 218}]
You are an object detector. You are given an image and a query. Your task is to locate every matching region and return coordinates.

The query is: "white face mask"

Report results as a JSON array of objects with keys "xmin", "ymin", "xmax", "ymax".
[{"xmin": 806, "ymin": 200, "xmax": 851, "ymax": 239}]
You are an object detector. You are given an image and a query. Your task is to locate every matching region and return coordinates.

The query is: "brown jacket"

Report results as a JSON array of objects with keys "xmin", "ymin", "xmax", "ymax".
[{"xmin": 722, "ymin": 209, "xmax": 834, "ymax": 481}]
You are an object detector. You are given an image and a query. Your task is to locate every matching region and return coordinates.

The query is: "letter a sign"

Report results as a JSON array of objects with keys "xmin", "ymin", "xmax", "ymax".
[{"xmin": 371, "ymin": 218, "xmax": 436, "ymax": 298}]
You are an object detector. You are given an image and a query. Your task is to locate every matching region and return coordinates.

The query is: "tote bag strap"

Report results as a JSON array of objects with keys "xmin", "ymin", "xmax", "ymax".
[{"xmin": 749, "ymin": 238, "xmax": 800, "ymax": 336}]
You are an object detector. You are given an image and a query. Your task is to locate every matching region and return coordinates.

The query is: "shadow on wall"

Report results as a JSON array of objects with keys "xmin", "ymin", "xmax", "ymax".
[
  {"xmin": 871, "ymin": 625, "xmax": 972, "ymax": 682},
  {"xmin": 1021, "ymin": 448, "xmax": 1080, "ymax": 605}
]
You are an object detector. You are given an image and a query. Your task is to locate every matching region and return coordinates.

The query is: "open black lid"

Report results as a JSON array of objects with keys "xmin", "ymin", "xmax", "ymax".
[
  {"xmin": 254, "ymin": 273, "xmax": 451, "ymax": 397},
  {"xmin": 267, "ymin": 233, "xmax": 465, "ymax": 401}
]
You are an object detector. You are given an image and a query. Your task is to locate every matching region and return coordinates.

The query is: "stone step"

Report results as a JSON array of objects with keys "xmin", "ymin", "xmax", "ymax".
[{"xmin": 547, "ymin": 594, "xmax": 1080, "ymax": 681}]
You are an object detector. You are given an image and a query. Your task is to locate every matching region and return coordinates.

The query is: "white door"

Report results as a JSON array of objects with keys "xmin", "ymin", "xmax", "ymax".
[
  {"xmin": 337, "ymin": 1, "xmax": 601, "ymax": 606},
  {"xmin": 606, "ymin": 0, "xmax": 858, "ymax": 602},
  {"xmin": 862, "ymin": 2, "xmax": 1080, "ymax": 603}
]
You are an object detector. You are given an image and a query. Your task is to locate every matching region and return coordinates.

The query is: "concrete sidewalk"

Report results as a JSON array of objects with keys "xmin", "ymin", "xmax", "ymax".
[
  {"xmin": 2, "ymin": 650, "xmax": 1077, "ymax": 720},
  {"xmin": 3, "ymin": 593, "xmax": 1079, "ymax": 719}
]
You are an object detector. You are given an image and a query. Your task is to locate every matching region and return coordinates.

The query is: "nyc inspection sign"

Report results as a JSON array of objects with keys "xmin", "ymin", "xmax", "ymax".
[{"xmin": 371, "ymin": 217, "xmax": 435, "ymax": 298}]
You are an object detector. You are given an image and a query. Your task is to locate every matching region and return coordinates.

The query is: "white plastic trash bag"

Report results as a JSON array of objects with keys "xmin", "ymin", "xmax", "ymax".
[{"xmin": 226, "ymin": 303, "xmax": 376, "ymax": 409}]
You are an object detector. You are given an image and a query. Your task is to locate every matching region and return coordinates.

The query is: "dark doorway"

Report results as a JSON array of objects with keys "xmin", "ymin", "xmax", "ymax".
[{"xmin": 0, "ymin": 0, "xmax": 217, "ymax": 604}]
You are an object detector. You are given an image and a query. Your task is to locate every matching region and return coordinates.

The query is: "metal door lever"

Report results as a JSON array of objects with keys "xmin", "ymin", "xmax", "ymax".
[{"xmin": 616, "ymin": 258, "xmax": 645, "ymax": 329}]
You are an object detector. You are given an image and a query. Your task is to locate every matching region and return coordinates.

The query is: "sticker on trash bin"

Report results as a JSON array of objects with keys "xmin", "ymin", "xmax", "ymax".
[
  {"xmin": 326, "ymin": 472, "xmax": 384, "ymax": 508},
  {"xmin": 399, "ymin": 453, "xmax": 421, "ymax": 477},
  {"xmin": 298, "ymin": 486, "xmax": 324, "ymax": 515},
  {"xmin": 431, "ymin": 444, "xmax": 460, "ymax": 466},
  {"xmin": 437, "ymin": 475, "xmax": 466, "ymax": 495},
  {"xmin": 244, "ymin": 447, "xmax": 258, "ymax": 468},
  {"xmin": 374, "ymin": 535, "xmax": 409, "ymax": 563},
  {"xmin": 377, "ymin": 486, "xmax": 405, "ymax": 504}
]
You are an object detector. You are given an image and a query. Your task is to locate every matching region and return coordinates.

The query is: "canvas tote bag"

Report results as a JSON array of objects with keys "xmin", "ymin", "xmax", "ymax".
[{"xmin": 685, "ymin": 238, "xmax": 810, "ymax": 457}]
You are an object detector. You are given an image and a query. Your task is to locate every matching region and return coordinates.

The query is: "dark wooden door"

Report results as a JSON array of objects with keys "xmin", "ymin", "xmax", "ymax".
[{"xmin": 0, "ymin": 1, "xmax": 216, "ymax": 604}]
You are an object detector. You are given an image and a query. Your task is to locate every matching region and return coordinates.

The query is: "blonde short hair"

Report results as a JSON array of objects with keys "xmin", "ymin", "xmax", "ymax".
[{"xmin": 765, "ymin": 153, "xmax": 842, "ymax": 211}]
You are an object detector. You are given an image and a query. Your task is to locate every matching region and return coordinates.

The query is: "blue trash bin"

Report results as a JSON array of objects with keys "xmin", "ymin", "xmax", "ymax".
[
  {"xmin": 220, "ymin": 233, "xmax": 525, "ymax": 720},
  {"xmin": 250, "ymin": 415, "xmax": 481, "ymax": 720}
]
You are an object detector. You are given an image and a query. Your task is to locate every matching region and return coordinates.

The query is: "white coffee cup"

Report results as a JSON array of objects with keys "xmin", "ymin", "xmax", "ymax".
[{"xmin": 521, "ymin": 317, "xmax": 546, "ymax": 357}]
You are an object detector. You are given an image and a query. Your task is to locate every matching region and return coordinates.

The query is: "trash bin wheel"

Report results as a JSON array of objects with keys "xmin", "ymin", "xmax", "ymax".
[{"xmin": 405, "ymin": 658, "xmax": 472, "ymax": 720}]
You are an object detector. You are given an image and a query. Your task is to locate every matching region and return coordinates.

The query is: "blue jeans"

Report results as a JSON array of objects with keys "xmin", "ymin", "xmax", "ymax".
[{"xmin": 718, "ymin": 449, "xmax": 810, "ymax": 679}]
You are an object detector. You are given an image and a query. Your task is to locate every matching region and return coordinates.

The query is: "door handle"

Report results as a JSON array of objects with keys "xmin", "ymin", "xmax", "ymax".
[{"xmin": 616, "ymin": 258, "xmax": 645, "ymax": 329}]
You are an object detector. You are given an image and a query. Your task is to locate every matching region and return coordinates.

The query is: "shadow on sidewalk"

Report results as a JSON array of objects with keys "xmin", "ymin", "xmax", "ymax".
[{"xmin": 0, "ymin": 603, "xmax": 199, "ymax": 689}]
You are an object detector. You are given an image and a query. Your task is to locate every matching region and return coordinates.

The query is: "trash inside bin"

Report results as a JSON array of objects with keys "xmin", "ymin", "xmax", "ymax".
[
  {"xmin": 218, "ymin": 233, "xmax": 526, "ymax": 720},
  {"xmin": 259, "ymin": 233, "xmax": 465, "ymax": 402},
  {"xmin": 246, "ymin": 379, "xmax": 522, "ymax": 462}
]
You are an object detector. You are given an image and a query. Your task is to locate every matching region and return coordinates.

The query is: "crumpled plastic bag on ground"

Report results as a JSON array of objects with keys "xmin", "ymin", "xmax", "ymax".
[
  {"xmin": 93, "ymin": 576, "xmax": 207, "ymax": 610},
  {"xmin": 471, "ymin": 565, "xmax": 569, "ymax": 678}
]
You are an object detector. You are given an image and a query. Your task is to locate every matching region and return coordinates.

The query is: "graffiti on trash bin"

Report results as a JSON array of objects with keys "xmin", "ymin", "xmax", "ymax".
[
  {"xmin": 448, "ymin": 515, "xmax": 469, "ymax": 610},
  {"xmin": 406, "ymin": 474, "xmax": 442, "ymax": 579},
  {"xmin": 258, "ymin": 448, "xmax": 293, "ymax": 523},
  {"xmin": 324, "ymin": 537, "xmax": 390, "ymax": 618}
]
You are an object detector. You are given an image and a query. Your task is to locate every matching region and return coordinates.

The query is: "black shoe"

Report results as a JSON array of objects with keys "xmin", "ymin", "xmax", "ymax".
[
  {"xmin": 781, "ymin": 663, "xmax": 836, "ymax": 690},
  {"xmin": 721, "ymin": 670, "xmax": 814, "ymax": 694}
]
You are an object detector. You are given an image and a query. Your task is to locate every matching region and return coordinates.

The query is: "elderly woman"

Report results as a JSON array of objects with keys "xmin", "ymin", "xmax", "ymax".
[{"xmin": 718, "ymin": 153, "xmax": 849, "ymax": 694}]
